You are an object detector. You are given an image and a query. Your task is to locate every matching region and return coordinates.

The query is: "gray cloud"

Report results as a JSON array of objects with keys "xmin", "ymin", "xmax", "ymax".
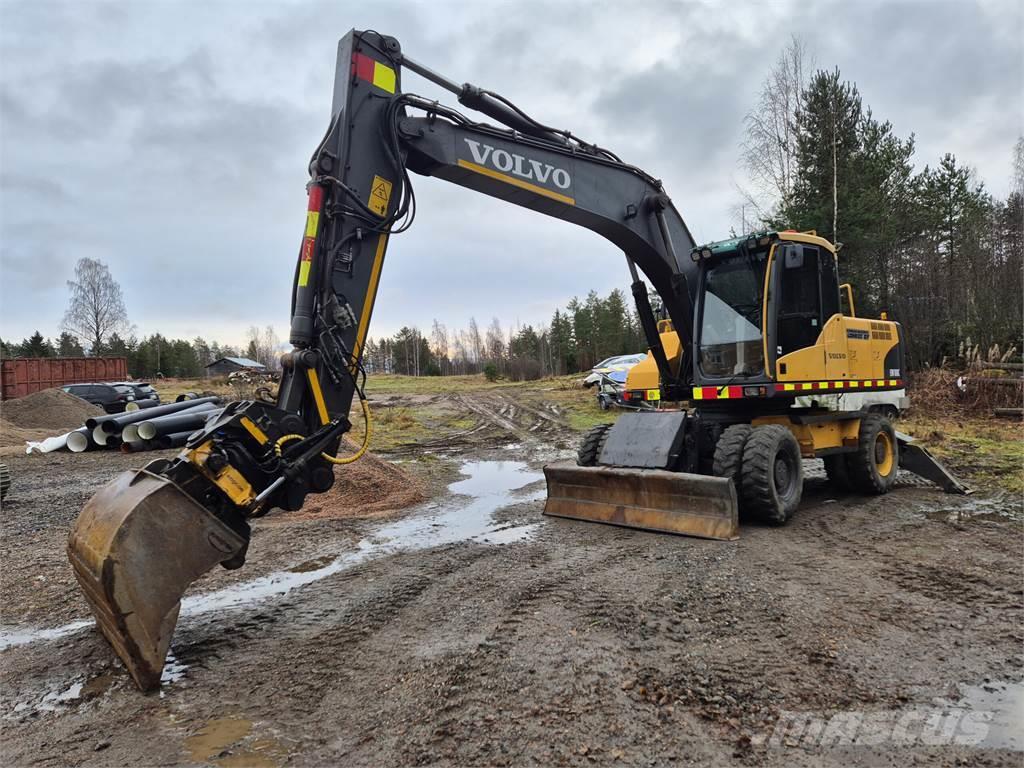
[{"xmin": 1, "ymin": 0, "xmax": 1020, "ymax": 348}]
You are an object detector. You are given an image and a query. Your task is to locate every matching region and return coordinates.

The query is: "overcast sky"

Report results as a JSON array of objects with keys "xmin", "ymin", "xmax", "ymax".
[{"xmin": 1, "ymin": 0, "xmax": 1021, "ymax": 349}]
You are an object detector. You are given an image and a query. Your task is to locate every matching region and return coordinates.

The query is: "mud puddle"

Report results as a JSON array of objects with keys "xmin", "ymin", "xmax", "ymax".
[
  {"xmin": 922, "ymin": 493, "xmax": 1022, "ymax": 524},
  {"xmin": 182, "ymin": 460, "xmax": 544, "ymax": 614},
  {"xmin": 939, "ymin": 679, "xmax": 1024, "ymax": 750},
  {"xmin": 0, "ymin": 460, "xmax": 545, "ymax": 655}
]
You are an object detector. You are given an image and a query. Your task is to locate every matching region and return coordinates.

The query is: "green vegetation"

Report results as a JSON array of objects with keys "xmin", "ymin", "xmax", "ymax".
[{"xmin": 901, "ymin": 414, "xmax": 1024, "ymax": 495}]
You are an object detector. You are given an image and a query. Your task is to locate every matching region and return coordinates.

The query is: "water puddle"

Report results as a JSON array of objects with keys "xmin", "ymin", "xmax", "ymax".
[
  {"xmin": 0, "ymin": 461, "xmax": 545, "ymax": 652},
  {"xmin": 937, "ymin": 679, "xmax": 1024, "ymax": 750},
  {"xmin": 0, "ymin": 620, "xmax": 93, "ymax": 650},
  {"xmin": 185, "ymin": 717, "xmax": 286, "ymax": 767},
  {"xmin": 923, "ymin": 493, "xmax": 1022, "ymax": 524},
  {"xmin": 180, "ymin": 461, "xmax": 543, "ymax": 615}
]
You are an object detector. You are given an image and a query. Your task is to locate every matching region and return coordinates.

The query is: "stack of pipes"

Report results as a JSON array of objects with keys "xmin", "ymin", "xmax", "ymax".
[{"xmin": 29, "ymin": 397, "xmax": 223, "ymax": 454}]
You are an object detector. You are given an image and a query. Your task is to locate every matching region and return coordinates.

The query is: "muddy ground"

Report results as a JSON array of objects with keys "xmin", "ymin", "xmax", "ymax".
[{"xmin": 0, "ymin": 387, "xmax": 1021, "ymax": 767}]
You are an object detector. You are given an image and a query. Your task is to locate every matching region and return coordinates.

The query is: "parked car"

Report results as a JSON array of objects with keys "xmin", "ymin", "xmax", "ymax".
[
  {"xmin": 62, "ymin": 383, "xmax": 136, "ymax": 413},
  {"xmin": 582, "ymin": 354, "xmax": 647, "ymax": 388},
  {"xmin": 110, "ymin": 381, "xmax": 160, "ymax": 404}
]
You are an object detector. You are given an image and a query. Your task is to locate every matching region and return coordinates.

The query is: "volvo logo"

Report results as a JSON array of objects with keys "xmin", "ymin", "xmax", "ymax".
[{"xmin": 463, "ymin": 139, "xmax": 571, "ymax": 190}]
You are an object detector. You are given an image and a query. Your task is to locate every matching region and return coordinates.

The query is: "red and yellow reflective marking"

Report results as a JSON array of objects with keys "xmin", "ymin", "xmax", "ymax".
[
  {"xmin": 691, "ymin": 379, "xmax": 903, "ymax": 401},
  {"xmin": 297, "ymin": 184, "xmax": 324, "ymax": 288},
  {"xmin": 352, "ymin": 52, "xmax": 396, "ymax": 94}
]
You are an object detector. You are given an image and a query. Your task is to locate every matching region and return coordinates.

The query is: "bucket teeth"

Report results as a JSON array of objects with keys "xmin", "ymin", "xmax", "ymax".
[
  {"xmin": 542, "ymin": 460, "xmax": 739, "ymax": 541},
  {"xmin": 67, "ymin": 468, "xmax": 246, "ymax": 690}
]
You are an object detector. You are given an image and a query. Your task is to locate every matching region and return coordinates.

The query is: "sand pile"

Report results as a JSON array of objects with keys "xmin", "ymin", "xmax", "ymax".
[
  {"xmin": 0, "ymin": 389, "xmax": 102, "ymax": 449},
  {"xmin": 290, "ymin": 442, "xmax": 426, "ymax": 521},
  {"xmin": 2, "ymin": 388, "xmax": 102, "ymax": 431}
]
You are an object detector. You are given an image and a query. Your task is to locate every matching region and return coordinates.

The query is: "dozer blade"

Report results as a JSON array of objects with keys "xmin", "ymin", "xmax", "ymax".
[
  {"xmin": 896, "ymin": 431, "xmax": 972, "ymax": 494},
  {"xmin": 542, "ymin": 460, "xmax": 739, "ymax": 541},
  {"xmin": 68, "ymin": 468, "xmax": 246, "ymax": 691}
]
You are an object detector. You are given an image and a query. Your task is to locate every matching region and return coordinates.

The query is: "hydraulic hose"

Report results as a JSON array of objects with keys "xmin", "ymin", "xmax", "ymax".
[{"xmin": 273, "ymin": 397, "xmax": 372, "ymax": 466}]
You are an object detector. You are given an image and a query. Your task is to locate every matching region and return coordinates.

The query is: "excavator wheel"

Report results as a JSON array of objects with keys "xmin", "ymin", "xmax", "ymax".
[
  {"xmin": 577, "ymin": 424, "xmax": 613, "ymax": 466},
  {"xmin": 823, "ymin": 454, "xmax": 854, "ymax": 492},
  {"xmin": 740, "ymin": 425, "xmax": 803, "ymax": 525},
  {"xmin": 712, "ymin": 424, "xmax": 752, "ymax": 490},
  {"xmin": 848, "ymin": 413, "xmax": 898, "ymax": 494}
]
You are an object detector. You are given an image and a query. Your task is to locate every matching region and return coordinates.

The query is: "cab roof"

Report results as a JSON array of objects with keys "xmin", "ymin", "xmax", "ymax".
[{"xmin": 693, "ymin": 230, "xmax": 836, "ymax": 257}]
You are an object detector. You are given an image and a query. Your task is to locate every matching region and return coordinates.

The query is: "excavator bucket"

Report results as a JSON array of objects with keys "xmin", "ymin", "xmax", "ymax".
[
  {"xmin": 543, "ymin": 461, "xmax": 739, "ymax": 540},
  {"xmin": 68, "ymin": 468, "xmax": 246, "ymax": 691}
]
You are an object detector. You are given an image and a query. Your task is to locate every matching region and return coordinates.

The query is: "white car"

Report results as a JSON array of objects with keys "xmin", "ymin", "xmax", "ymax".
[{"xmin": 582, "ymin": 354, "xmax": 647, "ymax": 387}]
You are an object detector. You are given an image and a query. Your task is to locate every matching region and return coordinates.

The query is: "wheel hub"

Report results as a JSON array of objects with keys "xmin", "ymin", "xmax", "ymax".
[{"xmin": 773, "ymin": 456, "xmax": 791, "ymax": 491}]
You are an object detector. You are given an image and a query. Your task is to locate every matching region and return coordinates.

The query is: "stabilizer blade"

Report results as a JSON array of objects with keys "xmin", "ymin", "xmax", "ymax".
[{"xmin": 543, "ymin": 460, "xmax": 739, "ymax": 541}]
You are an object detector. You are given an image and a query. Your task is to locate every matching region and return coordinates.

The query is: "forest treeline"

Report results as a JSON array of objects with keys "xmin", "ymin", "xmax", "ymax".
[{"xmin": 0, "ymin": 328, "xmax": 281, "ymax": 379}]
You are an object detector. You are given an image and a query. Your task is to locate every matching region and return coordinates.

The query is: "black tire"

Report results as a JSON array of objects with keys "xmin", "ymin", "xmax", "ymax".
[
  {"xmin": 598, "ymin": 396, "xmax": 610, "ymax": 411},
  {"xmin": 823, "ymin": 454, "xmax": 854, "ymax": 492},
  {"xmin": 712, "ymin": 424, "xmax": 753, "ymax": 489},
  {"xmin": 0, "ymin": 462, "xmax": 10, "ymax": 502},
  {"xmin": 847, "ymin": 413, "xmax": 898, "ymax": 494},
  {"xmin": 577, "ymin": 423, "xmax": 613, "ymax": 466},
  {"xmin": 740, "ymin": 425, "xmax": 803, "ymax": 525}
]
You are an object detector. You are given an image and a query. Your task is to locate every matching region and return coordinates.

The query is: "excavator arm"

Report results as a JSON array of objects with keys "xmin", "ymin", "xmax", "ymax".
[{"xmin": 67, "ymin": 30, "xmax": 710, "ymax": 690}]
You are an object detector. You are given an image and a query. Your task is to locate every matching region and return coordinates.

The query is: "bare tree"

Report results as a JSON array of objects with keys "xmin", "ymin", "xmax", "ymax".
[
  {"xmin": 61, "ymin": 257, "xmax": 129, "ymax": 355},
  {"xmin": 485, "ymin": 317, "xmax": 504, "ymax": 363},
  {"xmin": 467, "ymin": 317, "xmax": 483, "ymax": 364},
  {"xmin": 245, "ymin": 325, "xmax": 282, "ymax": 369},
  {"xmin": 430, "ymin": 319, "xmax": 449, "ymax": 374},
  {"xmin": 739, "ymin": 35, "xmax": 812, "ymax": 217}
]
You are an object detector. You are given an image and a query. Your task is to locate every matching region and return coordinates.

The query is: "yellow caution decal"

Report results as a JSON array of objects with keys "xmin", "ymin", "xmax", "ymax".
[{"xmin": 368, "ymin": 175, "xmax": 393, "ymax": 217}]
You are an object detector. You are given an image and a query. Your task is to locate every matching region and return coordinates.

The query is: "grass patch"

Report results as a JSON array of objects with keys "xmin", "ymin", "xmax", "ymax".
[{"xmin": 901, "ymin": 413, "xmax": 1024, "ymax": 494}]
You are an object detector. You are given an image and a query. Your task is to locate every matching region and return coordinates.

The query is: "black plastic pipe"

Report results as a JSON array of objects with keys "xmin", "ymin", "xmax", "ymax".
[
  {"xmin": 136, "ymin": 408, "xmax": 222, "ymax": 441},
  {"xmin": 155, "ymin": 430, "xmax": 195, "ymax": 449},
  {"xmin": 86, "ymin": 397, "xmax": 219, "ymax": 432}
]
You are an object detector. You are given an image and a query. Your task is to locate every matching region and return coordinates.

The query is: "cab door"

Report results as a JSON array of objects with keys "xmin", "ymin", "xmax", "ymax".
[{"xmin": 766, "ymin": 242, "xmax": 841, "ymax": 377}]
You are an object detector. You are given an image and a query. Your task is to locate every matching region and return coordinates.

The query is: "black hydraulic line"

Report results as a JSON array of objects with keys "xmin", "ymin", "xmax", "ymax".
[
  {"xmin": 398, "ymin": 53, "xmax": 568, "ymax": 147},
  {"xmin": 652, "ymin": 205, "xmax": 693, "ymax": 347},
  {"xmin": 89, "ymin": 397, "xmax": 220, "ymax": 433},
  {"xmin": 627, "ymin": 254, "xmax": 674, "ymax": 388}
]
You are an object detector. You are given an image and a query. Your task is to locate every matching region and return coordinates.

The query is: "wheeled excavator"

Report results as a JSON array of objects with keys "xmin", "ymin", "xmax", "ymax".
[{"xmin": 67, "ymin": 30, "xmax": 967, "ymax": 690}]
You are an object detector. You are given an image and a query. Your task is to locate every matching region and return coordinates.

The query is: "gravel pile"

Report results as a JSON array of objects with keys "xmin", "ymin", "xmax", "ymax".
[{"xmin": 2, "ymin": 389, "xmax": 102, "ymax": 432}]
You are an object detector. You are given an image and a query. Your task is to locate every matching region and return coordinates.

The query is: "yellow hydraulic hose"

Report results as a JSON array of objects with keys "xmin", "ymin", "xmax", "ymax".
[{"xmin": 274, "ymin": 397, "xmax": 372, "ymax": 465}]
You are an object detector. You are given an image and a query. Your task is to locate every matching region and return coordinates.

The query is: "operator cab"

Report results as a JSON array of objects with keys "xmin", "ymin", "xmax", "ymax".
[{"xmin": 692, "ymin": 231, "xmax": 840, "ymax": 387}]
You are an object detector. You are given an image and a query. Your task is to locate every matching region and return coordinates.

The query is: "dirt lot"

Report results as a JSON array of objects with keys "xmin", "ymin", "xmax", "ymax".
[{"xmin": 0, "ymin": 379, "xmax": 1021, "ymax": 766}]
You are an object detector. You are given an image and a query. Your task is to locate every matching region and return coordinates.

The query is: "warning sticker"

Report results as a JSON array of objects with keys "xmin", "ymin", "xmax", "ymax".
[{"xmin": 368, "ymin": 175, "xmax": 392, "ymax": 217}]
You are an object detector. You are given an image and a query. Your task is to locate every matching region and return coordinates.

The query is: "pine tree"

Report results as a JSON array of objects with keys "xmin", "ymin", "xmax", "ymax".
[{"xmin": 57, "ymin": 331, "xmax": 85, "ymax": 357}]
